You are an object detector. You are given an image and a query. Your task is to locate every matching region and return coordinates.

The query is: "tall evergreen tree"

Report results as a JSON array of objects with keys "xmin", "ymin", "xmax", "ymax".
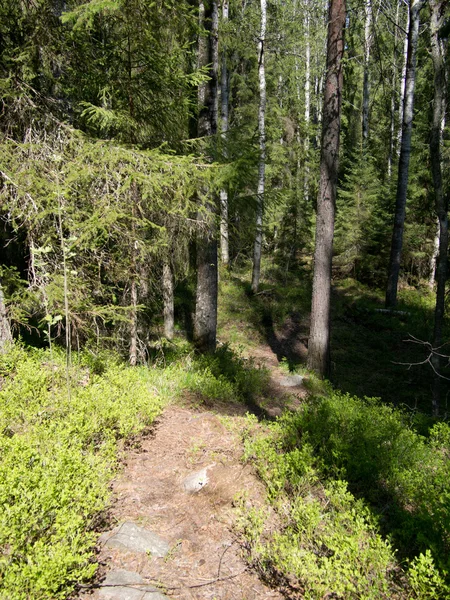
[{"xmin": 307, "ymin": 0, "xmax": 346, "ymax": 378}]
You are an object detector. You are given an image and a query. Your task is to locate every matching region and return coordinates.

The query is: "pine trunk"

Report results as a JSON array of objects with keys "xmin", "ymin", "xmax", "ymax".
[
  {"xmin": 194, "ymin": 0, "xmax": 219, "ymax": 353},
  {"xmin": 251, "ymin": 0, "xmax": 267, "ymax": 294},
  {"xmin": 307, "ymin": 0, "xmax": 346, "ymax": 378},
  {"xmin": 429, "ymin": 0, "xmax": 447, "ymax": 416},
  {"xmin": 385, "ymin": 0, "xmax": 424, "ymax": 308}
]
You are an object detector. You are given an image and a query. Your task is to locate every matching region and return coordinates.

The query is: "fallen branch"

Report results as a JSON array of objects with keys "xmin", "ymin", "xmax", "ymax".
[
  {"xmin": 393, "ymin": 334, "xmax": 450, "ymax": 380},
  {"xmin": 77, "ymin": 568, "xmax": 248, "ymax": 593}
]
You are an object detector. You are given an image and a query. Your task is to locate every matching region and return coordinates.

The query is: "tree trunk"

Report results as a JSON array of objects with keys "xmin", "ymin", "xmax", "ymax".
[
  {"xmin": 129, "ymin": 184, "xmax": 139, "ymax": 366},
  {"xmin": 385, "ymin": 0, "xmax": 424, "ymax": 308},
  {"xmin": 429, "ymin": 0, "xmax": 447, "ymax": 416},
  {"xmin": 194, "ymin": 0, "xmax": 219, "ymax": 353},
  {"xmin": 387, "ymin": 0, "xmax": 402, "ymax": 179},
  {"xmin": 251, "ymin": 0, "xmax": 267, "ymax": 293},
  {"xmin": 429, "ymin": 217, "xmax": 440, "ymax": 288},
  {"xmin": 129, "ymin": 276, "xmax": 138, "ymax": 366},
  {"xmin": 220, "ymin": 0, "xmax": 230, "ymax": 267},
  {"xmin": 362, "ymin": 0, "xmax": 372, "ymax": 143},
  {"xmin": 304, "ymin": 0, "xmax": 311, "ymax": 204},
  {"xmin": 0, "ymin": 280, "xmax": 12, "ymax": 353},
  {"xmin": 162, "ymin": 260, "xmax": 175, "ymax": 340},
  {"xmin": 307, "ymin": 0, "xmax": 346, "ymax": 378},
  {"xmin": 398, "ymin": 3, "xmax": 410, "ymax": 150}
]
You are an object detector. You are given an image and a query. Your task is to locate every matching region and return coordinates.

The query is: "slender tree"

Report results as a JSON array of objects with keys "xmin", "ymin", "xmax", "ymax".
[
  {"xmin": 385, "ymin": 0, "xmax": 425, "ymax": 308},
  {"xmin": 304, "ymin": 0, "xmax": 312, "ymax": 204},
  {"xmin": 219, "ymin": 0, "xmax": 230, "ymax": 267},
  {"xmin": 0, "ymin": 280, "xmax": 12, "ymax": 352},
  {"xmin": 194, "ymin": 0, "xmax": 219, "ymax": 352},
  {"xmin": 251, "ymin": 0, "xmax": 267, "ymax": 293},
  {"xmin": 162, "ymin": 260, "xmax": 175, "ymax": 340},
  {"xmin": 362, "ymin": 0, "xmax": 372, "ymax": 143},
  {"xmin": 429, "ymin": 0, "xmax": 447, "ymax": 415},
  {"xmin": 307, "ymin": 0, "xmax": 346, "ymax": 377}
]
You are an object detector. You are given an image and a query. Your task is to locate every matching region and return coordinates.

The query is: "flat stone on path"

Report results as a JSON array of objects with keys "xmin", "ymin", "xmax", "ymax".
[
  {"xmin": 278, "ymin": 374, "xmax": 304, "ymax": 387},
  {"xmin": 98, "ymin": 570, "xmax": 169, "ymax": 600},
  {"xmin": 103, "ymin": 522, "xmax": 169, "ymax": 557}
]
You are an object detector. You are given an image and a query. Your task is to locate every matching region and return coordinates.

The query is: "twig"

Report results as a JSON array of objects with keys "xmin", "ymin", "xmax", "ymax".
[
  {"xmin": 217, "ymin": 542, "xmax": 233, "ymax": 579},
  {"xmin": 77, "ymin": 568, "xmax": 248, "ymax": 592},
  {"xmin": 253, "ymin": 288, "xmax": 275, "ymax": 296},
  {"xmin": 394, "ymin": 335, "xmax": 450, "ymax": 380}
]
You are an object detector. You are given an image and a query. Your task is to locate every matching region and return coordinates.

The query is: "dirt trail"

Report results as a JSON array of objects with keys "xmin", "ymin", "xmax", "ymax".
[{"xmin": 78, "ymin": 342, "xmax": 306, "ymax": 600}]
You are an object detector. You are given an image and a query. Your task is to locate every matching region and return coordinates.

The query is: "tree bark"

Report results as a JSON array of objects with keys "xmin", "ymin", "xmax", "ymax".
[
  {"xmin": 129, "ymin": 183, "xmax": 139, "ymax": 365},
  {"xmin": 429, "ymin": 0, "xmax": 447, "ymax": 416},
  {"xmin": 304, "ymin": 0, "xmax": 311, "ymax": 204},
  {"xmin": 398, "ymin": 3, "xmax": 410, "ymax": 150},
  {"xmin": 219, "ymin": 0, "xmax": 230, "ymax": 267},
  {"xmin": 429, "ymin": 217, "xmax": 440, "ymax": 288},
  {"xmin": 307, "ymin": 0, "xmax": 346, "ymax": 378},
  {"xmin": 251, "ymin": 0, "xmax": 267, "ymax": 293},
  {"xmin": 0, "ymin": 279, "xmax": 12, "ymax": 353},
  {"xmin": 385, "ymin": 0, "xmax": 424, "ymax": 308},
  {"xmin": 162, "ymin": 260, "xmax": 175, "ymax": 340},
  {"xmin": 387, "ymin": 0, "xmax": 402, "ymax": 179},
  {"xmin": 362, "ymin": 0, "xmax": 372, "ymax": 143},
  {"xmin": 194, "ymin": 0, "xmax": 219, "ymax": 353}
]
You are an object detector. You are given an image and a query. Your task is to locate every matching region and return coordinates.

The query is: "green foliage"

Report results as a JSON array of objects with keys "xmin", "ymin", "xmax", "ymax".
[
  {"xmin": 0, "ymin": 339, "xmax": 274, "ymax": 598},
  {"xmin": 335, "ymin": 153, "xmax": 391, "ymax": 285},
  {"xmin": 0, "ymin": 344, "xmax": 164, "ymax": 599},
  {"xmin": 0, "ymin": 128, "xmax": 210, "ymax": 351},
  {"xmin": 292, "ymin": 392, "xmax": 450, "ymax": 571},
  {"xmin": 193, "ymin": 344, "xmax": 270, "ymax": 402},
  {"xmin": 238, "ymin": 392, "xmax": 450, "ymax": 598}
]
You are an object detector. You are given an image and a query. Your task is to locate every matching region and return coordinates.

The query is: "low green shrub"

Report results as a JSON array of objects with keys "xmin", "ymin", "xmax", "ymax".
[
  {"xmin": 0, "ymin": 345, "xmax": 164, "ymax": 600},
  {"xmin": 239, "ymin": 393, "xmax": 450, "ymax": 599},
  {"xmin": 292, "ymin": 393, "xmax": 450, "ymax": 571},
  {"xmin": 190, "ymin": 344, "xmax": 270, "ymax": 403},
  {"xmin": 0, "ymin": 340, "xmax": 269, "ymax": 599}
]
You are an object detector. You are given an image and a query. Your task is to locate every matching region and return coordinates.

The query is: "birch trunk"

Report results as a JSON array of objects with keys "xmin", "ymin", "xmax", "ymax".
[
  {"xmin": 429, "ymin": 217, "xmax": 440, "ymax": 288},
  {"xmin": 162, "ymin": 261, "xmax": 175, "ymax": 340},
  {"xmin": 304, "ymin": 0, "xmax": 311, "ymax": 204},
  {"xmin": 129, "ymin": 276, "xmax": 137, "ymax": 366},
  {"xmin": 220, "ymin": 0, "xmax": 230, "ymax": 266},
  {"xmin": 398, "ymin": 3, "xmax": 410, "ymax": 149},
  {"xmin": 0, "ymin": 280, "xmax": 12, "ymax": 353},
  {"xmin": 362, "ymin": 0, "xmax": 372, "ymax": 143},
  {"xmin": 251, "ymin": 0, "xmax": 267, "ymax": 293},
  {"xmin": 429, "ymin": 0, "xmax": 447, "ymax": 416},
  {"xmin": 388, "ymin": 0, "xmax": 401, "ymax": 179},
  {"xmin": 194, "ymin": 0, "xmax": 219, "ymax": 353},
  {"xmin": 129, "ymin": 195, "xmax": 138, "ymax": 366},
  {"xmin": 307, "ymin": 0, "xmax": 346, "ymax": 378},
  {"xmin": 385, "ymin": 0, "xmax": 424, "ymax": 308}
]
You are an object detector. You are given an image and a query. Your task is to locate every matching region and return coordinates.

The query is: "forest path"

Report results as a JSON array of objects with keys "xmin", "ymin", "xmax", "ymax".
[{"xmin": 77, "ymin": 343, "xmax": 306, "ymax": 600}]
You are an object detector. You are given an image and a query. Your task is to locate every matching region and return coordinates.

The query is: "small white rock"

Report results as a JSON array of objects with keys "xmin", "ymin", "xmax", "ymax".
[{"xmin": 183, "ymin": 464, "xmax": 215, "ymax": 493}]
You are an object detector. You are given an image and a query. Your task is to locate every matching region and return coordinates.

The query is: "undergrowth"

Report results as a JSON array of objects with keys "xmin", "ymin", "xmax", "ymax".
[
  {"xmin": 0, "ymin": 341, "xmax": 267, "ymax": 599},
  {"xmin": 238, "ymin": 392, "xmax": 450, "ymax": 599}
]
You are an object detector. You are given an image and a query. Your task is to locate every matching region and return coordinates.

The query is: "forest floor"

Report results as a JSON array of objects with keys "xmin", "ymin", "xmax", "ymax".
[{"xmin": 77, "ymin": 339, "xmax": 307, "ymax": 600}]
